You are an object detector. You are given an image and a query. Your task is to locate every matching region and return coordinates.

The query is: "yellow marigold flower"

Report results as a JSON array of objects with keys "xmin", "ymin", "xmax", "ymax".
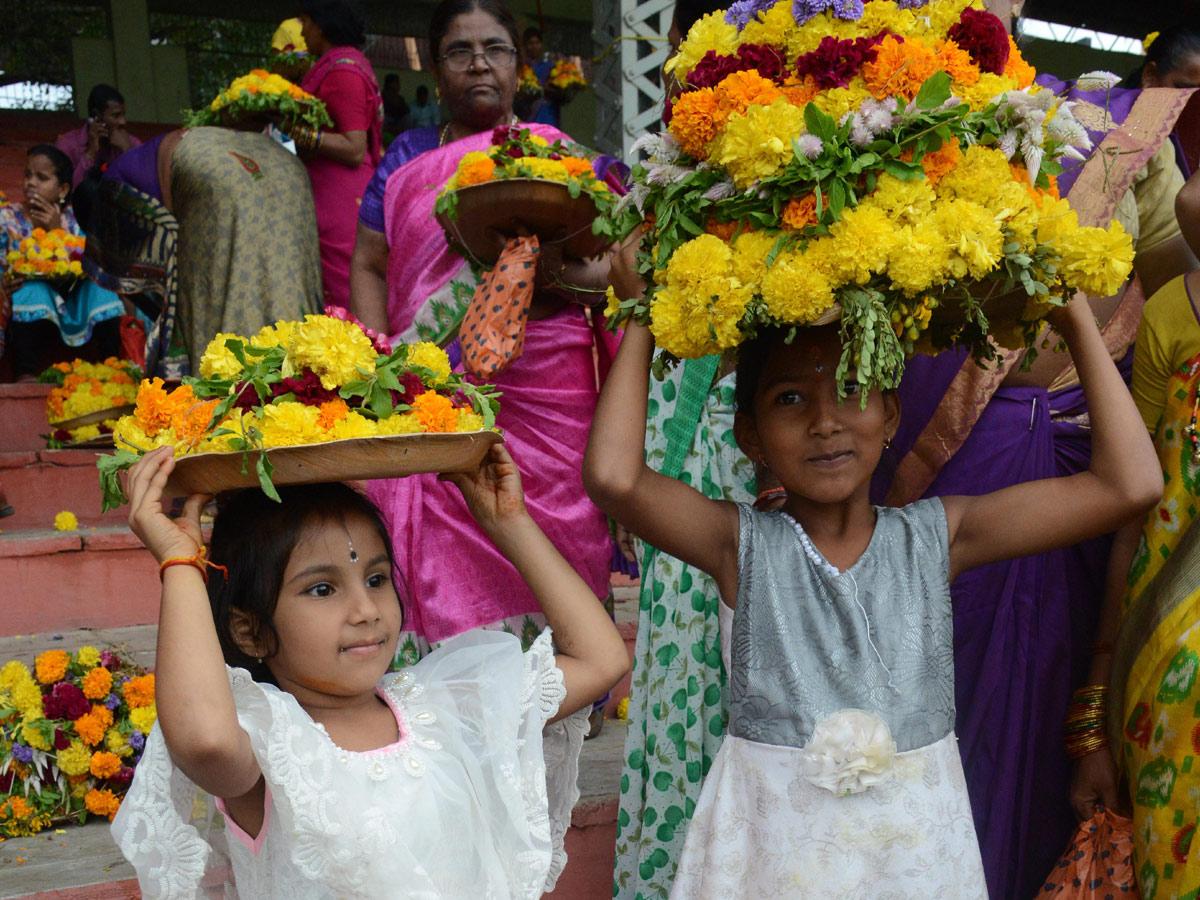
[
  {"xmin": 35, "ymin": 650, "xmax": 70, "ymax": 684},
  {"xmin": 1035, "ymin": 196, "xmax": 1080, "ymax": 248},
  {"xmin": 933, "ymin": 199, "xmax": 1005, "ymax": 280},
  {"xmin": 927, "ymin": 0, "xmax": 979, "ymax": 38},
  {"xmin": 519, "ymin": 157, "xmax": 571, "ymax": 181},
  {"xmin": 648, "ymin": 234, "xmax": 751, "ymax": 358},
  {"xmin": 54, "ymin": 510, "xmax": 79, "ymax": 531},
  {"xmin": 616, "ymin": 695, "xmax": 629, "ymax": 721},
  {"xmin": 22, "ymin": 714, "xmax": 51, "ymax": 751},
  {"xmin": 456, "ymin": 151, "xmax": 496, "ymax": 187},
  {"xmin": 89, "ymin": 750, "xmax": 122, "ymax": 779},
  {"xmin": 811, "ymin": 83, "xmax": 871, "ymax": 122},
  {"xmin": 106, "ymin": 727, "xmax": 133, "ymax": 757},
  {"xmin": 1, "ymin": 660, "xmax": 33, "ymax": 691},
  {"xmin": 81, "ymin": 667, "xmax": 113, "ymax": 701},
  {"xmin": 199, "ymin": 332, "xmax": 246, "ymax": 380},
  {"xmin": 935, "ymin": 144, "xmax": 1012, "ymax": 205},
  {"xmin": 287, "ymin": 314, "xmax": 377, "ymax": 390},
  {"xmin": 740, "ymin": 0, "xmax": 799, "ymax": 52},
  {"xmin": 862, "ymin": 174, "xmax": 936, "ymax": 224},
  {"xmin": 859, "ymin": 1, "xmax": 918, "ymax": 41},
  {"xmin": 1056, "ymin": 220, "xmax": 1134, "ymax": 298},
  {"xmin": 959, "ymin": 72, "xmax": 1017, "ymax": 112},
  {"xmin": 825, "ymin": 206, "xmax": 900, "ymax": 286},
  {"xmin": 129, "ymin": 702, "xmax": 158, "ymax": 735},
  {"xmin": 667, "ymin": 10, "xmax": 739, "ymax": 78},
  {"xmin": 759, "ymin": 248, "xmax": 836, "ymax": 324},
  {"xmin": 886, "ymin": 222, "xmax": 952, "ymax": 295},
  {"xmin": 331, "ymin": 410, "xmax": 383, "ymax": 439},
  {"xmin": 456, "ymin": 409, "xmax": 485, "ymax": 432},
  {"xmin": 84, "ymin": 788, "xmax": 121, "ymax": 820},
  {"xmin": 252, "ymin": 320, "xmax": 295, "ymax": 349},
  {"xmin": 122, "ymin": 674, "xmax": 155, "ymax": 709},
  {"xmin": 77, "ymin": 646, "xmax": 101, "ymax": 668},
  {"xmin": 11, "ymin": 679, "xmax": 44, "ymax": 718},
  {"xmin": 730, "ymin": 230, "xmax": 779, "ymax": 295},
  {"xmin": 258, "ymin": 401, "xmax": 322, "ymax": 448},
  {"xmin": 408, "ymin": 342, "xmax": 452, "ymax": 385},
  {"xmin": 372, "ymin": 412, "xmax": 421, "ymax": 436},
  {"xmin": 714, "ymin": 99, "xmax": 806, "ymax": 187},
  {"xmin": 603, "ymin": 285, "xmax": 621, "ymax": 319}
]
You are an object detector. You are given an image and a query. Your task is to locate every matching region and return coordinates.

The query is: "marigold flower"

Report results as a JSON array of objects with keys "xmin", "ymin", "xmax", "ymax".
[
  {"xmin": 89, "ymin": 750, "xmax": 122, "ymax": 778},
  {"xmin": 455, "ymin": 152, "xmax": 496, "ymax": 187},
  {"xmin": 316, "ymin": 398, "xmax": 350, "ymax": 431},
  {"xmin": 123, "ymin": 673, "xmax": 156, "ymax": 710},
  {"xmin": 53, "ymin": 510, "xmax": 79, "ymax": 531},
  {"xmin": 81, "ymin": 667, "xmax": 113, "ymax": 701},
  {"xmin": 287, "ymin": 314, "xmax": 377, "ymax": 390},
  {"xmin": 411, "ymin": 393, "xmax": 461, "ymax": 433},
  {"xmin": 1003, "ymin": 37, "xmax": 1036, "ymax": 89},
  {"xmin": 84, "ymin": 788, "xmax": 121, "ymax": 820},
  {"xmin": 781, "ymin": 194, "xmax": 818, "ymax": 230},
  {"xmin": 669, "ymin": 88, "xmax": 724, "ymax": 158},
  {"xmin": 105, "ymin": 727, "xmax": 133, "ymax": 757},
  {"xmin": 35, "ymin": 650, "xmax": 70, "ymax": 685},
  {"xmin": 862, "ymin": 35, "xmax": 940, "ymax": 100},
  {"xmin": 407, "ymin": 342, "xmax": 452, "ymax": 385},
  {"xmin": 129, "ymin": 702, "xmax": 157, "ymax": 735}
]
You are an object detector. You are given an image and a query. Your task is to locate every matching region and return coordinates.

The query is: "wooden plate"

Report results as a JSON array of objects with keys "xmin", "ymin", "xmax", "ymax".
[
  {"xmin": 436, "ymin": 179, "xmax": 609, "ymax": 265},
  {"xmin": 165, "ymin": 431, "xmax": 503, "ymax": 496}
]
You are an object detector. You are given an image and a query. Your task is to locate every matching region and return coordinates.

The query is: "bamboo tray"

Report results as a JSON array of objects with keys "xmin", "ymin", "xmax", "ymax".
[
  {"xmin": 437, "ymin": 178, "xmax": 609, "ymax": 264},
  {"xmin": 166, "ymin": 430, "xmax": 503, "ymax": 496}
]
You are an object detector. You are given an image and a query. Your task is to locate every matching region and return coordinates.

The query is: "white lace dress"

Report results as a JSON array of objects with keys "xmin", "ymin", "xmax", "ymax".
[{"xmin": 112, "ymin": 630, "xmax": 589, "ymax": 899}]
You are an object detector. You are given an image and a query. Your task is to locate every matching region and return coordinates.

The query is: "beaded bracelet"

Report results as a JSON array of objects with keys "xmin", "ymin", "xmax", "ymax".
[{"xmin": 158, "ymin": 546, "xmax": 228, "ymax": 584}]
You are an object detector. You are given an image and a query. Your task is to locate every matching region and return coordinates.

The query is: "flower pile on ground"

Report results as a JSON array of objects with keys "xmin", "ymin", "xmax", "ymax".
[
  {"xmin": 97, "ymin": 313, "xmax": 500, "ymax": 509},
  {"xmin": 183, "ymin": 68, "xmax": 332, "ymax": 131},
  {"xmin": 5, "ymin": 228, "xmax": 84, "ymax": 282},
  {"xmin": 0, "ymin": 647, "xmax": 154, "ymax": 837},
  {"xmin": 518, "ymin": 64, "xmax": 543, "ymax": 98},
  {"xmin": 548, "ymin": 59, "xmax": 587, "ymax": 93},
  {"xmin": 38, "ymin": 358, "xmax": 141, "ymax": 447},
  {"xmin": 608, "ymin": 0, "xmax": 1131, "ymax": 394},
  {"xmin": 435, "ymin": 125, "xmax": 622, "ymax": 243}
]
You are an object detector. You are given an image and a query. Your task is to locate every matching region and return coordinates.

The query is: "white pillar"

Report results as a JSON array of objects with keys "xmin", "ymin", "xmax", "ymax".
[{"xmin": 592, "ymin": 0, "xmax": 673, "ymax": 159}]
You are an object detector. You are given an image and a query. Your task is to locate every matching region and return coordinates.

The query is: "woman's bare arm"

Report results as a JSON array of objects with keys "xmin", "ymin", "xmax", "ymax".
[{"xmin": 349, "ymin": 223, "xmax": 390, "ymax": 334}]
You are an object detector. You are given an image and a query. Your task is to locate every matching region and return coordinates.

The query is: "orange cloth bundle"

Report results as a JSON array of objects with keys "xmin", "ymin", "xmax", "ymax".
[
  {"xmin": 1040, "ymin": 809, "xmax": 1137, "ymax": 897},
  {"xmin": 460, "ymin": 235, "xmax": 540, "ymax": 378}
]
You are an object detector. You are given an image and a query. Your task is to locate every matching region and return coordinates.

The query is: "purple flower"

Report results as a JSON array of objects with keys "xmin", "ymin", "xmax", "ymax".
[
  {"xmin": 725, "ymin": 0, "xmax": 773, "ymax": 29},
  {"xmin": 795, "ymin": 134, "xmax": 824, "ymax": 159},
  {"xmin": 831, "ymin": 0, "xmax": 864, "ymax": 18},
  {"xmin": 896, "ymin": 0, "xmax": 928, "ymax": 7},
  {"xmin": 792, "ymin": 0, "xmax": 862, "ymax": 25},
  {"xmin": 104, "ymin": 693, "xmax": 121, "ymax": 711},
  {"xmin": 129, "ymin": 731, "xmax": 145, "ymax": 751},
  {"xmin": 12, "ymin": 743, "xmax": 34, "ymax": 763}
]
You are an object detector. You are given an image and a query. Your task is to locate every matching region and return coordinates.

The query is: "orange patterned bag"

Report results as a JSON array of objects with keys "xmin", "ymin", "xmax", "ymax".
[
  {"xmin": 1040, "ymin": 809, "xmax": 1139, "ymax": 898},
  {"xmin": 459, "ymin": 235, "xmax": 540, "ymax": 379}
]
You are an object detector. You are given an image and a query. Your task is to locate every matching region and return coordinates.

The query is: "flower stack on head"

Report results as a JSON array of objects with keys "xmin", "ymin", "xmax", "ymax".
[
  {"xmin": 548, "ymin": 59, "xmax": 588, "ymax": 96},
  {"xmin": 0, "ymin": 647, "xmax": 154, "ymax": 837},
  {"xmin": 5, "ymin": 228, "xmax": 85, "ymax": 284},
  {"xmin": 608, "ymin": 0, "xmax": 1132, "ymax": 394},
  {"xmin": 97, "ymin": 313, "xmax": 500, "ymax": 510},
  {"xmin": 39, "ymin": 358, "xmax": 141, "ymax": 448},
  {"xmin": 518, "ymin": 64, "xmax": 544, "ymax": 98},
  {"xmin": 183, "ymin": 68, "xmax": 332, "ymax": 133}
]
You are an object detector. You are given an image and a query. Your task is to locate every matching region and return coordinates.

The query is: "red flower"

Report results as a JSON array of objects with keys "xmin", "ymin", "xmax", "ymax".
[
  {"xmin": 53, "ymin": 727, "xmax": 71, "ymax": 751},
  {"xmin": 45, "ymin": 682, "xmax": 90, "ymax": 721},
  {"xmin": 795, "ymin": 35, "xmax": 883, "ymax": 89},
  {"xmin": 947, "ymin": 8, "xmax": 1010, "ymax": 75},
  {"xmin": 108, "ymin": 767, "xmax": 135, "ymax": 786},
  {"xmin": 389, "ymin": 372, "xmax": 427, "ymax": 407},
  {"xmin": 274, "ymin": 371, "xmax": 341, "ymax": 407},
  {"xmin": 492, "ymin": 125, "xmax": 522, "ymax": 145},
  {"xmin": 737, "ymin": 43, "xmax": 787, "ymax": 82},
  {"xmin": 53, "ymin": 429, "xmax": 71, "ymax": 442},
  {"xmin": 229, "ymin": 382, "xmax": 263, "ymax": 413},
  {"xmin": 100, "ymin": 651, "xmax": 120, "ymax": 670},
  {"xmin": 689, "ymin": 50, "xmax": 746, "ymax": 89},
  {"xmin": 0, "ymin": 772, "xmax": 11, "ymax": 792}
]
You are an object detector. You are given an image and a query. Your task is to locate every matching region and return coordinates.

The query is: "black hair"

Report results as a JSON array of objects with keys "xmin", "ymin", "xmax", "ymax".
[
  {"xmin": 27, "ymin": 144, "xmax": 74, "ymax": 196},
  {"xmin": 416, "ymin": 83, "xmax": 430, "ymax": 100},
  {"xmin": 734, "ymin": 326, "xmax": 791, "ymax": 414},
  {"xmin": 429, "ymin": 0, "xmax": 521, "ymax": 59},
  {"xmin": 86, "ymin": 84, "xmax": 124, "ymax": 117},
  {"xmin": 384, "ymin": 72, "xmax": 400, "ymax": 88},
  {"xmin": 1121, "ymin": 25, "xmax": 1200, "ymax": 88},
  {"xmin": 674, "ymin": 0, "xmax": 726, "ymax": 38},
  {"xmin": 207, "ymin": 482, "xmax": 400, "ymax": 683},
  {"xmin": 300, "ymin": 0, "xmax": 367, "ymax": 48},
  {"xmin": 523, "ymin": 26, "xmax": 542, "ymax": 41}
]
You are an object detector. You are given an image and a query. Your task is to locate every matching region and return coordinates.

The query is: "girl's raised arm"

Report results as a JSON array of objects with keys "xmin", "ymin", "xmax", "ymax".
[
  {"xmin": 443, "ymin": 444, "xmax": 628, "ymax": 720},
  {"xmin": 943, "ymin": 296, "xmax": 1162, "ymax": 581},
  {"xmin": 127, "ymin": 447, "xmax": 262, "ymax": 799},
  {"xmin": 582, "ymin": 319, "xmax": 741, "ymax": 604}
]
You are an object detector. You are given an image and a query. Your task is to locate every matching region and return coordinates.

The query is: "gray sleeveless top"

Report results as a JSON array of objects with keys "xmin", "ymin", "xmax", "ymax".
[{"xmin": 728, "ymin": 499, "xmax": 955, "ymax": 752}]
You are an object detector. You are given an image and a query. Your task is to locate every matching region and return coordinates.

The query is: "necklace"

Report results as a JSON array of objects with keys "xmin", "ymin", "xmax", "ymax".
[{"xmin": 439, "ymin": 114, "xmax": 519, "ymax": 147}]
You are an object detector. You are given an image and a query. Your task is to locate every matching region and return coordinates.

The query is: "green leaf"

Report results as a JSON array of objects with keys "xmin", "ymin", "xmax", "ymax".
[
  {"xmin": 881, "ymin": 158, "xmax": 922, "ymax": 181},
  {"xmin": 97, "ymin": 450, "xmax": 142, "ymax": 512},
  {"xmin": 256, "ymin": 452, "xmax": 281, "ymax": 502},
  {"xmin": 803, "ymin": 102, "xmax": 836, "ymax": 143},
  {"xmin": 914, "ymin": 71, "xmax": 953, "ymax": 109},
  {"xmin": 829, "ymin": 179, "xmax": 846, "ymax": 220}
]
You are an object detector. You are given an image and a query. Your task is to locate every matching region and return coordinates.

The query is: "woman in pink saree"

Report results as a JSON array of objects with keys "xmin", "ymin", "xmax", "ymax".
[
  {"xmin": 350, "ymin": 0, "xmax": 624, "ymax": 664},
  {"xmin": 296, "ymin": 0, "xmax": 383, "ymax": 309}
]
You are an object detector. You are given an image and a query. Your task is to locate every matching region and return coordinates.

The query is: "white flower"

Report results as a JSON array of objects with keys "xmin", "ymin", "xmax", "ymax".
[
  {"xmin": 998, "ymin": 130, "xmax": 1019, "ymax": 160},
  {"xmin": 794, "ymin": 134, "xmax": 824, "ymax": 160},
  {"xmin": 1076, "ymin": 70, "xmax": 1121, "ymax": 92},
  {"xmin": 799, "ymin": 708, "xmax": 897, "ymax": 796},
  {"xmin": 703, "ymin": 178, "xmax": 738, "ymax": 201}
]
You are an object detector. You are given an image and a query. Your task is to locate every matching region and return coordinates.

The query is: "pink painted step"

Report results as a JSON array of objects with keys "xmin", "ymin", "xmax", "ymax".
[
  {"xmin": 0, "ymin": 383, "xmax": 53, "ymax": 452},
  {"xmin": 0, "ymin": 449, "xmax": 124, "ymax": 531},
  {"xmin": 0, "ymin": 527, "xmax": 160, "ymax": 636}
]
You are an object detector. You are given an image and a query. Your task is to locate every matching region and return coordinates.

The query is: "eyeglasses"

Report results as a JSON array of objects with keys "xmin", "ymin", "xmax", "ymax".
[{"xmin": 438, "ymin": 44, "xmax": 518, "ymax": 71}]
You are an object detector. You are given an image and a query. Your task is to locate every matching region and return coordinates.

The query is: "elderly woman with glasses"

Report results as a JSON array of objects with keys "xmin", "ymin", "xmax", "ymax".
[{"xmin": 349, "ymin": 0, "xmax": 627, "ymax": 685}]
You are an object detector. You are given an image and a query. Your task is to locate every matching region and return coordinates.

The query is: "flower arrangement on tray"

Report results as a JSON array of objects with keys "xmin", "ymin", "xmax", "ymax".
[
  {"xmin": 0, "ymin": 647, "xmax": 154, "ymax": 837},
  {"xmin": 38, "ymin": 358, "xmax": 141, "ymax": 449},
  {"xmin": 518, "ymin": 63, "xmax": 544, "ymax": 98},
  {"xmin": 606, "ymin": 0, "xmax": 1132, "ymax": 394},
  {"xmin": 548, "ymin": 59, "xmax": 587, "ymax": 97},
  {"xmin": 5, "ymin": 228, "xmax": 85, "ymax": 284},
  {"xmin": 183, "ymin": 69, "xmax": 332, "ymax": 132},
  {"xmin": 97, "ymin": 313, "xmax": 500, "ymax": 510}
]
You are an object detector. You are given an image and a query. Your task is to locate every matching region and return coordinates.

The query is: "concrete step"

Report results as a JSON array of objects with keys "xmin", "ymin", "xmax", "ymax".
[
  {"xmin": 0, "ymin": 384, "xmax": 53, "ymax": 453},
  {"xmin": 0, "ymin": 625, "xmax": 628, "ymax": 900},
  {"xmin": 0, "ymin": 449, "xmax": 124, "ymax": 532}
]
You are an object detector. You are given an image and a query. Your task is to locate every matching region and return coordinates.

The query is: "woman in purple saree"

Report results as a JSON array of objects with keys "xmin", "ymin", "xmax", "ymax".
[
  {"xmin": 872, "ymin": 82, "xmax": 1197, "ymax": 898},
  {"xmin": 350, "ymin": 0, "xmax": 623, "ymax": 663}
]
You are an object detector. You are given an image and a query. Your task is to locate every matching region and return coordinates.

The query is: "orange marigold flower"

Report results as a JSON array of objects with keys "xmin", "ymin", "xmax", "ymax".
[
  {"xmin": 74, "ymin": 711, "xmax": 107, "ymax": 746},
  {"xmin": 171, "ymin": 395, "xmax": 219, "ymax": 448},
  {"xmin": 457, "ymin": 156, "xmax": 496, "ymax": 188},
  {"xmin": 63, "ymin": 373, "xmax": 85, "ymax": 391},
  {"xmin": 81, "ymin": 667, "xmax": 113, "ymax": 700},
  {"xmin": 122, "ymin": 673, "xmax": 155, "ymax": 709},
  {"xmin": 1004, "ymin": 37, "xmax": 1036, "ymax": 89},
  {"xmin": 669, "ymin": 88, "xmax": 723, "ymax": 159},
  {"xmin": 561, "ymin": 157, "xmax": 593, "ymax": 178},
  {"xmin": 781, "ymin": 195, "xmax": 818, "ymax": 231},
  {"xmin": 46, "ymin": 389, "xmax": 66, "ymax": 418},
  {"xmin": 714, "ymin": 70, "xmax": 783, "ymax": 119},
  {"xmin": 134, "ymin": 378, "xmax": 176, "ymax": 434},
  {"xmin": 110, "ymin": 371, "xmax": 134, "ymax": 386},
  {"xmin": 705, "ymin": 219, "xmax": 739, "ymax": 241},
  {"xmin": 316, "ymin": 398, "xmax": 350, "ymax": 431},
  {"xmin": 31, "ymin": 227, "xmax": 47, "ymax": 240},
  {"xmin": 1009, "ymin": 163, "xmax": 1061, "ymax": 205},
  {"xmin": 52, "ymin": 361, "xmax": 72, "ymax": 373},
  {"xmin": 862, "ymin": 35, "xmax": 940, "ymax": 101},
  {"xmin": 0, "ymin": 796, "xmax": 34, "ymax": 819},
  {"xmin": 84, "ymin": 788, "xmax": 121, "ymax": 820},
  {"xmin": 89, "ymin": 751, "xmax": 122, "ymax": 779},
  {"xmin": 411, "ymin": 392, "xmax": 460, "ymax": 433},
  {"xmin": 919, "ymin": 137, "xmax": 963, "ymax": 186},
  {"xmin": 779, "ymin": 77, "xmax": 819, "ymax": 108},
  {"xmin": 35, "ymin": 650, "xmax": 70, "ymax": 685},
  {"xmin": 935, "ymin": 39, "xmax": 980, "ymax": 88}
]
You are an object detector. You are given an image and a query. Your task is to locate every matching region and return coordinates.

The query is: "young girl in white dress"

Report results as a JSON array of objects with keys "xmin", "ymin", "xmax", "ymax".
[
  {"xmin": 584, "ymin": 295, "xmax": 1160, "ymax": 897},
  {"xmin": 113, "ymin": 443, "xmax": 629, "ymax": 899}
]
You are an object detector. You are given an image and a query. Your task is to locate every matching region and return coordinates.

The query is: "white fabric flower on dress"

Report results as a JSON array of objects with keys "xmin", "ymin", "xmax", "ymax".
[{"xmin": 799, "ymin": 708, "xmax": 897, "ymax": 796}]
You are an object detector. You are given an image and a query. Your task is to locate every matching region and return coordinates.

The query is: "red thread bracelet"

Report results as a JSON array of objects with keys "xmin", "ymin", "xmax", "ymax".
[{"xmin": 158, "ymin": 546, "xmax": 228, "ymax": 584}]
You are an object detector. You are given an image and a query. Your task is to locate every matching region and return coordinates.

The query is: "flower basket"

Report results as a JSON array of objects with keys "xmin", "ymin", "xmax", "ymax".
[
  {"xmin": 97, "ymin": 312, "xmax": 502, "ymax": 510},
  {"xmin": 39, "ymin": 358, "xmax": 141, "ymax": 449},
  {"xmin": 183, "ymin": 69, "xmax": 332, "ymax": 133},
  {"xmin": 435, "ymin": 126, "xmax": 622, "ymax": 264},
  {"xmin": 606, "ymin": 0, "xmax": 1133, "ymax": 395},
  {"xmin": 5, "ymin": 228, "xmax": 85, "ymax": 292}
]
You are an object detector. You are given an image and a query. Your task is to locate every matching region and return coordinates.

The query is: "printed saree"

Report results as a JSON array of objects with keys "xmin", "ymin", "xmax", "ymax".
[
  {"xmin": 870, "ymin": 84, "xmax": 1195, "ymax": 900},
  {"xmin": 1110, "ymin": 352, "xmax": 1200, "ymax": 900}
]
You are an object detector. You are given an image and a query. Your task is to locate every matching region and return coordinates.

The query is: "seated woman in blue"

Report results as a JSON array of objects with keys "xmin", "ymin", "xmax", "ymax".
[{"xmin": 1, "ymin": 144, "xmax": 123, "ymax": 378}]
